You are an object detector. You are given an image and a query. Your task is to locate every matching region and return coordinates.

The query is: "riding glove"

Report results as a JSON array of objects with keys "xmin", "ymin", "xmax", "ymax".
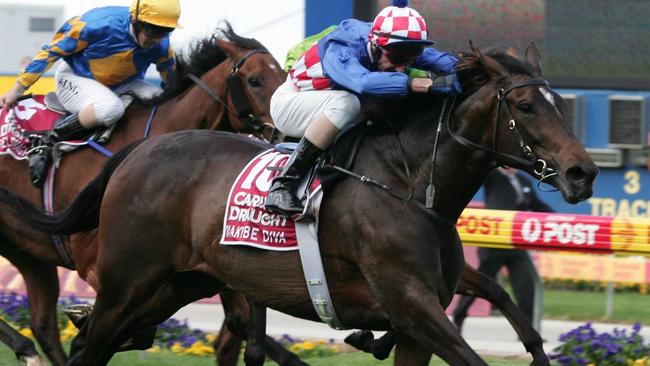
[{"xmin": 428, "ymin": 73, "xmax": 462, "ymax": 96}]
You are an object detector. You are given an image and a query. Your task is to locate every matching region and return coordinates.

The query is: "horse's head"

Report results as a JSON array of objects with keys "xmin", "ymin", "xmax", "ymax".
[
  {"xmin": 454, "ymin": 42, "xmax": 598, "ymax": 203},
  {"xmin": 214, "ymin": 25, "xmax": 286, "ymax": 142},
  {"xmin": 154, "ymin": 22, "xmax": 286, "ymax": 142}
]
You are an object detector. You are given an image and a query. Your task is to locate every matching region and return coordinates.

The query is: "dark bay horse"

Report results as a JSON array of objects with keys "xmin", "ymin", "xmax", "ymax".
[
  {"xmin": 3, "ymin": 43, "xmax": 598, "ymax": 365},
  {"xmin": 0, "ymin": 23, "xmax": 285, "ymax": 365}
]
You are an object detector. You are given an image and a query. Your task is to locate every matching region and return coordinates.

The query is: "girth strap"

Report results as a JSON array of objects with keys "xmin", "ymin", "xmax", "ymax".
[{"xmin": 42, "ymin": 165, "xmax": 75, "ymax": 269}]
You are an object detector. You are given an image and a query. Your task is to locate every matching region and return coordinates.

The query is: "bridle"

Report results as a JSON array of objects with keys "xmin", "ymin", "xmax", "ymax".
[
  {"xmin": 447, "ymin": 78, "xmax": 559, "ymax": 187},
  {"xmin": 325, "ymin": 77, "xmax": 563, "ymax": 212},
  {"xmin": 187, "ymin": 49, "xmax": 279, "ymax": 143}
]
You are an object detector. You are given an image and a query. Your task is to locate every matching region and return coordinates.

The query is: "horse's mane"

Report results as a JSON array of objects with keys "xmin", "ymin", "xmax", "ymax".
[
  {"xmin": 455, "ymin": 48, "xmax": 535, "ymax": 95},
  {"xmin": 137, "ymin": 21, "xmax": 266, "ymax": 106}
]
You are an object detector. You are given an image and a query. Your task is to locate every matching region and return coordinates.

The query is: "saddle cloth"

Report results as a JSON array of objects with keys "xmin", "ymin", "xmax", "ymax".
[
  {"xmin": 220, "ymin": 149, "xmax": 322, "ymax": 250},
  {"xmin": 0, "ymin": 95, "xmax": 63, "ymax": 159}
]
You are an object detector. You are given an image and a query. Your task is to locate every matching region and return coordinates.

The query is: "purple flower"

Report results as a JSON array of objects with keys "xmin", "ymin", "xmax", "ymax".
[{"xmin": 572, "ymin": 345, "xmax": 584, "ymax": 353}]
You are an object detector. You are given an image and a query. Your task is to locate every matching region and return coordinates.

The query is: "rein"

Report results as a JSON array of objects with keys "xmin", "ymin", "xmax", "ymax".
[
  {"xmin": 325, "ymin": 99, "xmax": 452, "ymax": 210},
  {"xmin": 187, "ymin": 49, "xmax": 278, "ymax": 142}
]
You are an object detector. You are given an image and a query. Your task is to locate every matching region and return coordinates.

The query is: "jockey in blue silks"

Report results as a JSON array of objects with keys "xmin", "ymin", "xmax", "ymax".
[{"xmin": 266, "ymin": 0, "xmax": 462, "ymax": 216}]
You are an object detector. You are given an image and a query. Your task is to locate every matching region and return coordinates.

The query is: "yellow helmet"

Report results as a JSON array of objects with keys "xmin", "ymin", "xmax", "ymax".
[{"xmin": 130, "ymin": 0, "xmax": 182, "ymax": 29}]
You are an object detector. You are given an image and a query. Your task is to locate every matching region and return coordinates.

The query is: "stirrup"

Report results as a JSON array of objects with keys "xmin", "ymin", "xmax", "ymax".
[
  {"xmin": 265, "ymin": 190, "xmax": 304, "ymax": 216},
  {"xmin": 27, "ymin": 148, "xmax": 52, "ymax": 189},
  {"xmin": 26, "ymin": 144, "xmax": 52, "ymax": 156}
]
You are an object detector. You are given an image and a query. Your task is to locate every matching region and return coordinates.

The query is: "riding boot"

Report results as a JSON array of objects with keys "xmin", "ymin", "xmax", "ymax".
[
  {"xmin": 49, "ymin": 112, "xmax": 90, "ymax": 142},
  {"xmin": 27, "ymin": 113, "xmax": 89, "ymax": 189},
  {"xmin": 265, "ymin": 137, "xmax": 323, "ymax": 216}
]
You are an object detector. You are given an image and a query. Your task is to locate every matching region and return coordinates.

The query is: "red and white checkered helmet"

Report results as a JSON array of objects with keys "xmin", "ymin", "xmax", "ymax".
[{"xmin": 369, "ymin": 0, "xmax": 433, "ymax": 47}]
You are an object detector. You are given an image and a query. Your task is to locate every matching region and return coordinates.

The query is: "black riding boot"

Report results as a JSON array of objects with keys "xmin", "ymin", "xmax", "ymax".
[
  {"xmin": 49, "ymin": 112, "xmax": 88, "ymax": 141},
  {"xmin": 265, "ymin": 137, "xmax": 323, "ymax": 216},
  {"xmin": 27, "ymin": 113, "xmax": 89, "ymax": 188}
]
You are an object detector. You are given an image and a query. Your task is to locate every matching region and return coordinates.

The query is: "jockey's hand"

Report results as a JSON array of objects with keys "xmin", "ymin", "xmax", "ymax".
[
  {"xmin": 426, "ymin": 74, "xmax": 462, "ymax": 96},
  {"xmin": 408, "ymin": 77, "xmax": 433, "ymax": 93},
  {"xmin": 0, "ymin": 83, "xmax": 26, "ymax": 112}
]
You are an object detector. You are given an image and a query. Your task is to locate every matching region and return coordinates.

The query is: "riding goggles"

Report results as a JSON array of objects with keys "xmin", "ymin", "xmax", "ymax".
[
  {"xmin": 139, "ymin": 22, "xmax": 174, "ymax": 38},
  {"xmin": 382, "ymin": 45, "xmax": 424, "ymax": 66}
]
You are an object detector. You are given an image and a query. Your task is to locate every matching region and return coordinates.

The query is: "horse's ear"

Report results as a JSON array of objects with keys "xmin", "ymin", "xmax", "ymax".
[
  {"xmin": 468, "ymin": 40, "xmax": 509, "ymax": 79},
  {"xmin": 524, "ymin": 42, "xmax": 543, "ymax": 77},
  {"xmin": 215, "ymin": 38, "xmax": 241, "ymax": 60}
]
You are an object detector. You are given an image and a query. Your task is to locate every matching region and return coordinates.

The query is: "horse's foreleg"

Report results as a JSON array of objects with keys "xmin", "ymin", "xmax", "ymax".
[
  {"xmin": 218, "ymin": 289, "xmax": 309, "ymax": 366},
  {"xmin": 68, "ymin": 269, "xmax": 221, "ymax": 366},
  {"xmin": 458, "ymin": 264, "xmax": 549, "ymax": 366},
  {"xmin": 244, "ymin": 300, "xmax": 266, "ymax": 366},
  {"xmin": 214, "ymin": 287, "xmax": 246, "ymax": 366},
  {"xmin": 0, "ymin": 318, "xmax": 44, "ymax": 365},
  {"xmin": 367, "ymin": 267, "xmax": 487, "ymax": 365},
  {"xmin": 213, "ymin": 320, "xmax": 244, "ymax": 366},
  {"xmin": 393, "ymin": 333, "xmax": 432, "ymax": 366},
  {"xmin": 393, "ymin": 295, "xmax": 485, "ymax": 365},
  {"xmin": 15, "ymin": 259, "xmax": 67, "ymax": 366}
]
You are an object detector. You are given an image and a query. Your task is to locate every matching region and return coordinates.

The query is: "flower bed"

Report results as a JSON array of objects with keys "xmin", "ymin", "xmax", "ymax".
[
  {"xmin": 551, "ymin": 322, "xmax": 650, "ymax": 365},
  {"xmin": 0, "ymin": 292, "xmax": 340, "ymax": 358}
]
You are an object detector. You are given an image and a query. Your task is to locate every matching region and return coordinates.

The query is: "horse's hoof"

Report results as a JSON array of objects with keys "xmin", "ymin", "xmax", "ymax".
[
  {"xmin": 344, "ymin": 330, "xmax": 374, "ymax": 353},
  {"xmin": 19, "ymin": 355, "xmax": 46, "ymax": 366},
  {"xmin": 372, "ymin": 346, "xmax": 392, "ymax": 360}
]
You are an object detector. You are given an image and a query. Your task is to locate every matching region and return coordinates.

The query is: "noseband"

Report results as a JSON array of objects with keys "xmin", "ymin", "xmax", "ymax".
[
  {"xmin": 448, "ymin": 78, "xmax": 558, "ymax": 185},
  {"xmin": 187, "ymin": 49, "xmax": 278, "ymax": 142}
]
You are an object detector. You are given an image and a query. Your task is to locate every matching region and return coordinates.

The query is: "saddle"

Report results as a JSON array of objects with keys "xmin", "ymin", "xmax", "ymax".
[{"xmin": 0, "ymin": 93, "xmax": 124, "ymax": 160}]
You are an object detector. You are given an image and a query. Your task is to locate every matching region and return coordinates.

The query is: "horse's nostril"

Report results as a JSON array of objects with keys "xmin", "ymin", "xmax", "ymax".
[{"xmin": 566, "ymin": 166, "xmax": 588, "ymax": 183}]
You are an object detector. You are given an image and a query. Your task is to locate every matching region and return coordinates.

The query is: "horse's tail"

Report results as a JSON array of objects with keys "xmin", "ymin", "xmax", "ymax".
[{"xmin": 0, "ymin": 139, "xmax": 147, "ymax": 235}]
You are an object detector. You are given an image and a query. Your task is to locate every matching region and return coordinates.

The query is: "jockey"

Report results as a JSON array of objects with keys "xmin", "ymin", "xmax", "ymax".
[
  {"xmin": 266, "ymin": 0, "xmax": 462, "ymax": 216},
  {"xmin": 0, "ymin": 0, "xmax": 182, "ymax": 188}
]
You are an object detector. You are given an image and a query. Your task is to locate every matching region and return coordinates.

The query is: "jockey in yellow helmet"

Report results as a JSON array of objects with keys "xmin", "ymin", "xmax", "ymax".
[{"xmin": 0, "ymin": 0, "xmax": 182, "ymax": 188}]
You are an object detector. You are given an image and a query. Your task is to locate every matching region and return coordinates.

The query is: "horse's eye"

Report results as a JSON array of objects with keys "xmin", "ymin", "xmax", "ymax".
[
  {"xmin": 517, "ymin": 102, "xmax": 533, "ymax": 114},
  {"xmin": 248, "ymin": 77, "xmax": 262, "ymax": 87}
]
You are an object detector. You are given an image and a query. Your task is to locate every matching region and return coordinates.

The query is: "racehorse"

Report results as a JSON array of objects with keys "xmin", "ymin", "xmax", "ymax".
[
  {"xmin": 0, "ymin": 22, "xmax": 285, "ymax": 365},
  {"xmin": 2, "ymin": 43, "xmax": 598, "ymax": 365}
]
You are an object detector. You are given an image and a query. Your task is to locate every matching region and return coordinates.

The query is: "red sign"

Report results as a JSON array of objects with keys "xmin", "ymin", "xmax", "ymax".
[
  {"xmin": 511, "ymin": 212, "xmax": 613, "ymax": 252},
  {"xmin": 220, "ymin": 150, "xmax": 298, "ymax": 250}
]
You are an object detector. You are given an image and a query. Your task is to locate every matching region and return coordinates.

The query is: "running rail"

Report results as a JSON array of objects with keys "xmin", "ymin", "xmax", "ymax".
[{"xmin": 457, "ymin": 208, "xmax": 650, "ymax": 256}]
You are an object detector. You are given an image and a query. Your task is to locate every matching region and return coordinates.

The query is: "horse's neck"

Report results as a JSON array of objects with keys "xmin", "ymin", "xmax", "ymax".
[
  {"xmin": 341, "ymin": 96, "xmax": 497, "ymax": 222},
  {"xmin": 433, "ymin": 134, "xmax": 493, "ymax": 219},
  {"xmin": 383, "ymin": 109, "xmax": 494, "ymax": 222}
]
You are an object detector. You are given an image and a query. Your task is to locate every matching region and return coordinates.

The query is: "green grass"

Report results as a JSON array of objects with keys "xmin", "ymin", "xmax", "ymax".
[
  {"xmin": 277, "ymin": 353, "xmax": 528, "ymax": 366},
  {"xmin": 543, "ymin": 288, "xmax": 650, "ymax": 324}
]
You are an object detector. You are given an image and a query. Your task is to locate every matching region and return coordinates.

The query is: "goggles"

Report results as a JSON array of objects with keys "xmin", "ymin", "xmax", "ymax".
[
  {"xmin": 382, "ymin": 45, "xmax": 424, "ymax": 66},
  {"xmin": 139, "ymin": 22, "xmax": 174, "ymax": 38}
]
